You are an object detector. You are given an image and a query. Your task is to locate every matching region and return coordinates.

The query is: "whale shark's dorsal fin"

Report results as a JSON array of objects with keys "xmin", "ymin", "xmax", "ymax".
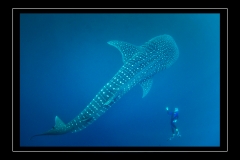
[
  {"xmin": 54, "ymin": 116, "xmax": 66, "ymax": 128},
  {"xmin": 104, "ymin": 92, "xmax": 119, "ymax": 106},
  {"xmin": 107, "ymin": 40, "xmax": 141, "ymax": 64},
  {"xmin": 139, "ymin": 78, "xmax": 153, "ymax": 98}
]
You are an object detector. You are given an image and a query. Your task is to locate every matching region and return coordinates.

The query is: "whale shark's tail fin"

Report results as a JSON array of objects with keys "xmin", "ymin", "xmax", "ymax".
[
  {"xmin": 30, "ymin": 116, "xmax": 67, "ymax": 140},
  {"xmin": 54, "ymin": 116, "xmax": 66, "ymax": 128}
]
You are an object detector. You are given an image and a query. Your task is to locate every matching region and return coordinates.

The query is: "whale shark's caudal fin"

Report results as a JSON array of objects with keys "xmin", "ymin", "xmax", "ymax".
[
  {"xmin": 30, "ymin": 116, "xmax": 67, "ymax": 140},
  {"xmin": 54, "ymin": 116, "xmax": 66, "ymax": 128}
]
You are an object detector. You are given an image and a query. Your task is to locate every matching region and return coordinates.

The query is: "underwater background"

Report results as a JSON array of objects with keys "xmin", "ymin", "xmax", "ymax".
[{"xmin": 20, "ymin": 13, "xmax": 220, "ymax": 147}]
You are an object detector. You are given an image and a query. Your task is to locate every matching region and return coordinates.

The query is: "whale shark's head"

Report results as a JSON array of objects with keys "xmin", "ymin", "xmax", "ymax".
[{"xmin": 143, "ymin": 34, "xmax": 179, "ymax": 72}]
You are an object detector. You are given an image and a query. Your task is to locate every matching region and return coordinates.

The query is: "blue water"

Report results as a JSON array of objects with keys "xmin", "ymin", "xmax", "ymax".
[{"xmin": 20, "ymin": 13, "xmax": 220, "ymax": 147}]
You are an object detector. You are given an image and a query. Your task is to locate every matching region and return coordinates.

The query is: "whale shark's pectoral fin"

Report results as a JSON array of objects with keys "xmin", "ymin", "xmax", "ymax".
[
  {"xmin": 107, "ymin": 40, "xmax": 141, "ymax": 64},
  {"xmin": 139, "ymin": 78, "xmax": 153, "ymax": 98}
]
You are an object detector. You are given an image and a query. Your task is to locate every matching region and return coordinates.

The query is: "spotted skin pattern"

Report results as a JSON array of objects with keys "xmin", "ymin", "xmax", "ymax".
[{"xmin": 30, "ymin": 34, "xmax": 179, "ymax": 139}]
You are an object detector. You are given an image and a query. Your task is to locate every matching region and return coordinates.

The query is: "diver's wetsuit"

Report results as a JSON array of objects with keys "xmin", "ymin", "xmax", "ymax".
[{"xmin": 167, "ymin": 111, "xmax": 179, "ymax": 134}]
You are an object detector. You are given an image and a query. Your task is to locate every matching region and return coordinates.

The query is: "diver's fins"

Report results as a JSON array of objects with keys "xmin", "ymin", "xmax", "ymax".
[{"xmin": 167, "ymin": 133, "xmax": 181, "ymax": 141}]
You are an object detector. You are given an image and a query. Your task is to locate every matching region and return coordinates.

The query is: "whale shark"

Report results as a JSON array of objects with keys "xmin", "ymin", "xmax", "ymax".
[{"xmin": 30, "ymin": 34, "xmax": 179, "ymax": 140}]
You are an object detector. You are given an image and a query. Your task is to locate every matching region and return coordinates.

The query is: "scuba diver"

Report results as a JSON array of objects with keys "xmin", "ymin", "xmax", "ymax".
[{"xmin": 166, "ymin": 107, "xmax": 181, "ymax": 141}]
